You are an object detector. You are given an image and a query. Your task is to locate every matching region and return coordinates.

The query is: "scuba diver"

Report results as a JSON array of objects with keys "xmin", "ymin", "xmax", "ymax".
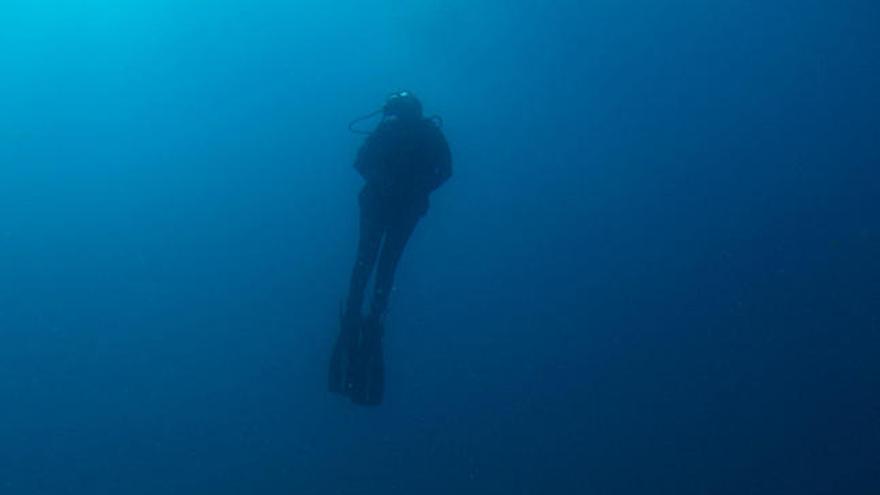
[{"xmin": 328, "ymin": 91, "xmax": 452, "ymax": 406}]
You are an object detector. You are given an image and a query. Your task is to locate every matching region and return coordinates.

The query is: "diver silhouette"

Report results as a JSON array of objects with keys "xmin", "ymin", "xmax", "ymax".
[{"xmin": 328, "ymin": 91, "xmax": 452, "ymax": 405}]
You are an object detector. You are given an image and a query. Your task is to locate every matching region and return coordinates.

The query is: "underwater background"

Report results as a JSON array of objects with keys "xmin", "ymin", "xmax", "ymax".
[{"xmin": 1, "ymin": 1, "xmax": 878, "ymax": 493}]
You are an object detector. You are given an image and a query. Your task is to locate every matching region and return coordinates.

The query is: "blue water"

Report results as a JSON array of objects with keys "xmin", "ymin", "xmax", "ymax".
[{"xmin": 1, "ymin": 1, "xmax": 878, "ymax": 493}]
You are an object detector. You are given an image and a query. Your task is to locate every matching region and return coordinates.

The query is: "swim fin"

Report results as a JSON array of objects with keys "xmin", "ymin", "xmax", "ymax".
[
  {"xmin": 347, "ymin": 316, "xmax": 385, "ymax": 406},
  {"xmin": 328, "ymin": 309, "xmax": 360, "ymax": 397}
]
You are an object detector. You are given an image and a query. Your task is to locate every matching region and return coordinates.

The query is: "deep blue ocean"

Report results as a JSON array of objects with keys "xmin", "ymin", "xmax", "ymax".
[{"xmin": 1, "ymin": 1, "xmax": 878, "ymax": 493}]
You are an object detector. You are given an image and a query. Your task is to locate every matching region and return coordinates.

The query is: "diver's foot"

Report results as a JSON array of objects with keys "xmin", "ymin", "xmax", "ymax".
[
  {"xmin": 329, "ymin": 308, "xmax": 363, "ymax": 397},
  {"xmin": 347, "ymin": 315, "xmax": 384, "ymax": 406}
]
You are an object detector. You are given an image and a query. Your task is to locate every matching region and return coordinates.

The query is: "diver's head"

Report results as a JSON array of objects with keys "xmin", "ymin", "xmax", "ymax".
[
  {"xmin": 348, "ymin": 91, "xmax": 431, "ymax": 134},
  {"xmin": 383, "ymin": 91, "xmax": 423, "ymax": 122}
]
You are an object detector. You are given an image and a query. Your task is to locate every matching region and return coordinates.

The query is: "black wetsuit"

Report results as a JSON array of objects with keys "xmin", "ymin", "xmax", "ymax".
[{"xmin": 345, "ymin": 117, "xmax": 452, "ymax": 320}]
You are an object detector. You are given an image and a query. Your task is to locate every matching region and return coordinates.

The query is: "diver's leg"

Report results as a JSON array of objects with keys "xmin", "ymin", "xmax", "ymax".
[
  {"xmin": 346, "ymin": 199, "xmax": 384, "ymax": 317},
  {"xmin": 368, "ymin": 213, "xmax": 419, "ymax": 320},
  {"xmin": 334, "ymin": 198, "xmax": 385, "ymax": 397},
  {"xmin": 349, "ymin": 213, "xmax": 415, "ymax": 406}
]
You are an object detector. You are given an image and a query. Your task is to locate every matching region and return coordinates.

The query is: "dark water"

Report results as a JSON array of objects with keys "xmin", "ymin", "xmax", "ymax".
[{"xmin": 1, "ymin": 1, "xmax": 878, "ymax": 493}]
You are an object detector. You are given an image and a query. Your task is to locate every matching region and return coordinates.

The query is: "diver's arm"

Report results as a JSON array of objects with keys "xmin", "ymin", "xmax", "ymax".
[
  {"xmin": 354, "ymin": 130, "xmax": 384, "ymax": 182},
  {"xmin": 354, "ymin": 139, "xmax": 375, "ymax": 180},
  {"xmin": 354, "ymin": 122, "xmax": 395, "ymax": 184},
  {"xmin": 429, "ymin": 130, "xmax": 452, "ymax": 191}
]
